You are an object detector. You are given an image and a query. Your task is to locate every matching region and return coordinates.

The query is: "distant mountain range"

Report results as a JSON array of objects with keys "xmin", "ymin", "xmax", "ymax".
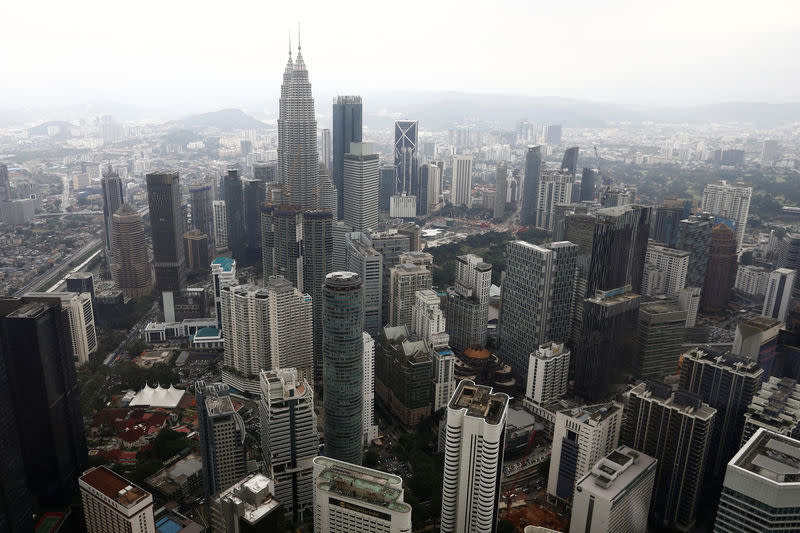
[{"xmin": 163, "ymin": 108, "xmax": 268, "ymax": 131}]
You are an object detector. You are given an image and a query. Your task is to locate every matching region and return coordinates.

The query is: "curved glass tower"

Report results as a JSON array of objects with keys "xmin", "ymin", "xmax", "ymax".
[{"xmin": 322, "ymin": 271, "xmax": 364, "ymax": 464}]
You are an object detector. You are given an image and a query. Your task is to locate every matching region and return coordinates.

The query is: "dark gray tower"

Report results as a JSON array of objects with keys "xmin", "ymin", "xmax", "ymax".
[
  {"xmin": 223, "ymin": 169, "xmax": 246, "ymax": 262},
  {"xmin": 146, "ymin": 171, "xmax": 186, "ymax": 294},
  {"xmin": 520, "ymin": 146, "xmax": 541, "ymax": 227},
  {"xmin": 101, "ymin": 164, "xmax": 124, "ymax": 267},
  {"xmin": 561, "ymin": 146, "xmax": 579, "ymax": 175},
  {"xmin": 322, "ymin": 272, "xmax": 364, "ymax": 465},
  {"xmin": 303, "ymin": 210, "xmax": 333, "ymax": 381},
  {"xmin": 0, "ymin": 163, "xmax": 10, "ymax": 201},
  {"xmin": 579, "ymin": 168, "xmax": 596, "ymax": 202},
  {"xmin": 332, "ymin": 96, "xmax": 363, "ymax": 219}
]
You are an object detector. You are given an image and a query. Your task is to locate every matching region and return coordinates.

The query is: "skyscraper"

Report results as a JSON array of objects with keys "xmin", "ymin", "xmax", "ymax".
[
  {"xmin": 101, "ymin": 164, "xmax": 124, "ymax": 268},
  {"xmin": 574, "ymin": 287, "xmax": 640, "ymax": 401},
  {"xmin": 677, "ymin": 212, "xmax": 714, "ymax": 288},
  {"xmin": 342, "ymin": 142, "xmax": 379, "ymax": 232},
  {"xmin": 493, "ymin": 162, "xmax": 507, "ymax": 219},
  {"xmin": 519, "ymin": 146, "xmax": 542, "ymax": 226},
  {"xmin": 714, "ymin": 429, "xmax": 800, "ymax": 532},
  {"xmin": 211, "ymin": 257, "xmax": 236, "ymax": 330},
  {"xmin": 561, "ymin": 146, "xmax": 579, "ymax": 175},
  {"xmin": 679, "ymin": 347, "xmax": 763, "ymax": 480},
  {"xmin": 587, "ymin": 205, "xmax": 652, "ymax": 295},
  {"xmin": 362, "ymin": 333, "xmax": 379, "ymax": 444},
  {"xmin": 379, "ymin": 165, "xmax": 396, "ymax": 214},
  {"xmin": 212, "ymin": 200, "xmax": 228, "ymax": 251},
  {"xmin": 261, "ymin": 205, "xmax": 304, "ymax": 288},
  {"xmin": 643, "ymin": 242, "xmax": 689, "ymax": 297},
  {"xmin": 701, "ymin": 181, "xmax": 752, "ymax": 248},
  {"xmin": 622, "ymin": 381, "xmax": 716, "ymax": 531},
  {"xmin": 702, "ymin": 223, "xmax": 738, "ymax": 312},
  {"xmin": 320, "ymin": 127, "xmax": 332, "ymax": 171},
  {"xmin": 332, "ymin": 96, "xmax": 362, "ymax": 218},
  {"xmin": 223, "ymin": 169, "xmax": 246, "ymax": 261},
  {"xmin": 535, "ymin": 169, "xmax": 575, "ymax": 231},
  {"xmin": 741, "ymin": 377, "xmax": 800, "ymax": 443},
  {"xmin": 26, "ymin": 291, "xmax": 97, "ymax": 366},
  {"xmin": 450, "ymin": 155, "xmax": 473, "ymax": 207},
  {"xmin": 278, "ymin": 43, "xmax": 320, "ymax": 210},
  {"xmin": 345, "ymin": 232, "xmax": 383, "ymax": 337},
  {"xmin": 0, "ymin": 163, "xmax": 10, "ymax": 201},
  {"xmin": 80, "ymin": 467, "xmax": 155, "ymax": 533},
  {"xmin": 146, "ymin": 171, "xmax": 186, "ymax": 296},
  {"xmin": 195, "ymin": 381, "xmax": 246, "ymax": 498},
  {"xmin": 111, "ymin": 203, "xmax": 153, "ymax": 298},
  {"xmin": 370, "ymin": 230, "xmax": 411, "ymax": 325},
  {"xmin": 266, "ymin": 276, "xmax": 314, "ymax": 382},
  {"xmin": 254, "ymin": 161, "xmax": 278, "ymax": 183},
  {"xmin": 651, "ymin": 199, "xmax": 692, "ymax": 247},
  {"xmin": 547, "ymin": 402, "xmax": 623, "ymax": 502},
  {"xmin": 445, "ymin": 254, "xmax": 492, "ymax": 352},
  {"xmin": 0, "ymin": 298, "xmax": 88, "ymax": 511},
  {"xmin": 211, "ymin": 473, "xmax": 283, "ymax": 532},
  {"xmin": 243, "ymin": 177, "xmax": 266, "ymax": 260},
  {"xmin": 633, "ymin": 300, "xmax": 687, "ymax": 379},
  {"xmin": 440, "ymin": 380, "xmax": 510, "ymax": 533},
  {"xmin": 259, "ymin": 368, "xmax": 317, "ymax": 524},
  {"xmin": 394, "ymin": 120, "xmax": 418, "ymax": 197},
  {"xmin": 499, "ymin": 241, "xmax": 577, "ymax": 378},
  {"xmin": 322, "ymin": 272, "xmax": 364, "ymax": 464},
  {"xmin": 303, "ymin": 209, "xmax": 332, "ymax": 379},
  {"xmin": 526, "ymin": 342, "xmax": 570, "ymax": 405},
  {"xmin": 763, "ymin": 268, "xmax": 796, "ymax": 323},
  {"xmin": 569, "ymin": 446, "xmax": 656, "ymax": 533},
  {"xmin": 389, "ymin": 263, "xmax": 432, "ymax": 331},
  {"xmin": 579, "ymin": 168, "xmax": 597, "ymax": 202},
  {"xmin": 190, "ymin": 183, "xmax": 213, "ymax": 239}
]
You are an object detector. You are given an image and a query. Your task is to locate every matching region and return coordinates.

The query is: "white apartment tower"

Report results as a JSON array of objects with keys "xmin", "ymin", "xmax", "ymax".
[
  {"xmin": 569, "ymin": 446, "xmax": 657, "ymax": 533},
  {"xmin": 536, "ymin": 170, "xmax": 575, "ymax": 231},
  {"xmin": 211, "ymin": 256, "xmax": 236, "ymax": 330},
  {"xmin": 762, "ymin": 268, "xmax": 796, "ymax": 324},
  {"xmin": 212, "ymin": 200, "xmax": 228, "ymax": 251},
  {"xmin": 312, "ymin": 456, "xmax": 412, "ymax": 533},
  {"xmin": 412, "ymin": 289, "xmax": 446, "ymax": 344},
  {"xmin": 440, "ymin": 380, "xmax": 510, "ymax": 533},
  {"xmin": 266, "ymin": 276, "xmax": 314, "ymax": 382},
  {"xmin": 714, "ymin": 429, "xmax": 800, "ymax": 532},
  {"xmin": 526, "ymin": 341, "xmax": 570, "ymax": 405},
  {"xmin": 547, "ymin": 403, "xmax": 623, "ymax": 502},
  {"xmin": 644, "ymin": 242, "xmax": 689, "ymax": 297},
  {"xmin": 389, "ymin": 263, "xmax": 432, "ymax": 331},
  {"xmin": 258, "ymin": 368, "xmax": 318, "ymax": 524},
  {"xmin": 413, "ymin": 290, "xmax": 456, "ymax": 412},
  {"xmin": 345, "ymin": 232, "xmax": 383, "ymax": 337},
  {"xmin": 701, "ymin": 181, "xmax": 752, "ymax": 248},
  {"xmin": 80, "ymin": 466, "xmax": 156, "ymax": 533},
  {"xmin": 343, "ymin": 142, "xmax": 380, "ymax": 232},
  {"xmin": 679, "ymin": 286, "xmax": 701, "ymax": 327},
  {"xmin": 450, "ymin": 155, "xmax": 473, "ymax": 207},
  {"xmin": 363, "ymin": 333, "xmax": 379, "ymax": 444}
]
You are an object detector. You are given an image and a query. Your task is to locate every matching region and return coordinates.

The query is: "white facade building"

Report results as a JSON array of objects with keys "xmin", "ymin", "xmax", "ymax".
[
  {"xmin": 736, "ymin": 264, "xmax": 771, "ymax": 299},
  {"xmin": 211, "ymin": 256, "xmax": 236, "ymax": 330},
  {"xmin": 389, "ymin": 194, "xmax": 417, "ymax": 218},
  {"xmin": 450, "ymin": 155, "xmax": 473, "ymax": 207},
  {"xmin": 212, "ymin": 200, "xmax": 228, "ymax": 251},
  {"xmin": 426, "ymin": 163, "xmax": 442, "ymax": 212},
  {"xmin": 312, "ymin": 456, "xmax": 412, "ymax": 533},
  {"xmin": 569, "ymin": 446, "xmax": 656, "ymax": 533},
  {"xmin": 644, "ymin": 242, "xmax": 689, "ymax": 298},
  {"xmin": 547, "ymin": 403, "xmax": 623, "ymax": 502},
  {"xmin": 701, "ymin": 181, "xmax": 752, "ymax": 248},
  {"xmin": 258, "ymin": 368, "xmax": 317, "ymax": 524},
  {"xmin": 266, "ymin": 276, "xmax": 314, "ymax": 382},
  {"xmin": 80, "ymin": 466, "xmax": 155, "ymax": 533},
  {"xmin": 412, "ymin": 289, "xmax": 446, "ymax": 344},
  {"xmin": 763, "ymin": 268, "xmax": 796, "ymax": 324},
  {"xmin": 440, "ymin": 380, "xmax": 510, "ymax": 533},
  {"xmin": 343, "ymin": 142, "xmax": 379, "ymax": 232},
  {"xmin": 363, "ymin": 333, "xmax": 379, "ymax": 444},
  {"xmin": 526, "ymin": 342, "xmax": 570, "ymax": 405},
  {"xmin": 679, "ymin": 286, "xmax": 701, "ymax": 327},
  {"xmin": 389, "ymin": 263, "xmax": 432, "ymax": 331},
  {"xmin": 211, "ymin": 473, "xmax": 282, "ymax": 533},
  {"xmin": 535, "ymin": 170, "xmax": 575, "ymax": 231}
]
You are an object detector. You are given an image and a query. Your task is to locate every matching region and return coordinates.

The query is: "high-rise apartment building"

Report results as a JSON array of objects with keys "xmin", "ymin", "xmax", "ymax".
[
  {"xmin": 302, "ymin": 209, "xmax": 332, "ymax": 378},
  {"xmin": 0, "ymin": 297, "xmax": 88, "ymax": 519},
  {"xmin": 320, "ymin": 128, "xmax": 332, "ymax": 171},
  {"xmin": 547, "ymin": 403, "xmax": 623, "ymax": 502},
  {"xmin": 521, "ymin": 146, "xmax": 542, "ymax": 227},
  {"xmin": 212, "ymin": 200, "xmax": 228, "ymax": 251},
  {"xmin": 195, "ymin": 381, "xmax": 247, "ymax": 497},
  {"xmin": 369, "ymin": 230, "xmax": 411, "ymax": 325},
  {"xmin": 450, "ymin": 155, "xmax": 473, "ymax": 207},
  {"xmin": 183, "ymin": 229, "xmax": 209, "ymax": 271},
  {"xmin": 713, "ymin": 429, "xmax": 800, "ymax": 532},
  {"xmin": 146, "ymin": 172, "xmax": 186, "ymax": 296},
  {"xmin": 0, "ymin": 162, "xmax": 10, "ymax": 201},
  {"xmin": 493, "ymin": 162, "xmax": 508, "ymax": 219},
  {"xmin": 633, "ymin": 300, "xmax": 687, "ymax": 379},
  {"xmin": 701, "ymin": 181, "xmax": 752, "ymax": 248},
  {"xmin": 266, "ymin": 276, "xmax": 313, "ymax": 381},
  {"xmin": 680, "ymin": 347, "xmax": 764, "ymax": 480},
  {"xmin": 345, "ymin": 232, "xmax": 383, "ymax": 337},
  {"xmin": 763, "ymin": 268, "xmax": 796, "ymax": 323},
  {"xmin": 574, "ymin": 287, "xmax": 640, "ymax": 401},
  {"xmin": 677, "ymin": 212, "xmax": 714, "ymax": 288},
  {"xmin": 420, "ymin": 163, "xmax": 442, "ymax": 215},
  {"xmin": 261, "ymin": 205, "xmax": 304, "ymax": 288},
  {"xmin": 643, "ymin": 242, "xmax": 689, "ymax": 297},
  {"xmin": 526, "ymin": 342, "xmax": 570, "ymax": 405},
  {"xmin": 279, "ymin": 45, "xmax": 320, "ymax": 210},
  {"xmin": 741, "ymin": 377, "xmax": 800, "ymax": 443},
  {"xmin": 394, "ymin": 120, "xmax": 418, "ymax": 198},
  {"xmin": 500, "ymin": 241, "xmax": 577, "ymax": 378},
  {"xmin": 536, "ymin": 170, "xmax": 575, "ymax": 231},
  {"xmin": 362, "ymin": 333, "xmax": 379, "ymax": 444},
  {"xmin": 312, "ymin": 456, "xmax": 412, "ymax": 533},
  {"xmin": 622, "ymin": 381, "xmax": 716, "ymax": 531},
  {"xmin": 26, "ymin": 291, "xmax": 97, "ymax": 365},
  {"xmin": 569, "ymin": 446, "xmax": 656, "ymax": 533},
  {"xmin": 190, "ymin": 183, "xmax": 214, "ymax": 246},
  {"xmin": 111, "ymin": 203, "xmax": 153, "ymax": 298},
  {"xmin": 211, "ymin": 473, "xmax": 283, "ymax": 533},
  {"xmin": 332, "ymin": 96, "xmax": 363, "ymax": 218},
  {"xmin": 445, "ymin": 254, "xmax": 492, "ymax": 352},
  {"xmin": 343, "ymin": 142, "xmax": 379, "ymax": 232},
  {"xmin": 412, "ymin": 289, "xmax": 445, "ymax": 344},
  {"xmin": 101, "ymin": 164, "xmax": 124, "ymax": 268},
  {"xmin": 702, "ymin": 223, "xmax": 738, "ymax": 312},
  {"xmin": 211, "ymin": 257, "xmax": 236, "ymax": 330},
  {"xmin": 223, "ymin": 168, "xmax": 246, "ymax": 260},
  {"xmin": 679, "ymin": 286, "xmax": 701, "ymax": 327},
  {"xmin": 389, "ymin": 263, "xmax": 432, "ymax": 331},
  {"xmin": 258, "ymin": 368, "xmax": 317, "ymax": 524},
  {"xmin": 440, "ymin": 380, "xmax": 510, "ymax": 533},
  {"xmin": 322, "ymin": 272, "xmax": 364, "ymax": 465},
  {"xmin": 79, "ymin": 467, "xmax": 155, "ymax": 533}
]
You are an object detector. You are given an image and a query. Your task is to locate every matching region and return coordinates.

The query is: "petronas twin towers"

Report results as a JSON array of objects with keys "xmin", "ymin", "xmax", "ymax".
[{"xmin": 278, "ymin": 41, "xmax": 336, "ymax": 214}]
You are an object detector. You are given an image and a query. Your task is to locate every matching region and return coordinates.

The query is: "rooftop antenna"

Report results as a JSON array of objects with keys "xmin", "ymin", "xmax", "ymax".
[
  {"xmin": 297, "ymin": 22, "xmax": 301, "ymax": 51},
  {"xmin": 288, "ymin": 30, "xmax": 292, "ymax": 59}
]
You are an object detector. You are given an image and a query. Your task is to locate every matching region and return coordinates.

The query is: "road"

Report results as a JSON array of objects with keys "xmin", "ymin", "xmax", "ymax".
[{"xmin": 14, "ymin": 238, "xmax": 102, "ymax": 296}]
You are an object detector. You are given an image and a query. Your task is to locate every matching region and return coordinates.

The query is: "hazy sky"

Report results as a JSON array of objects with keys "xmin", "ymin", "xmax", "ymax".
[{"xmin": 2, "ymin": 0, "xmax": 799, "ymax": 111}]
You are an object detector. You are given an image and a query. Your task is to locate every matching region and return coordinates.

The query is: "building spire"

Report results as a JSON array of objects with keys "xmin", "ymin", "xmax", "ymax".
[
  {"xmin": 289, "ymin": 30, "xmax": 292, "ymax": 60},
  {"xmin": 298, "ymin": 22, "xmax": 301, "ymax": 51}
]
